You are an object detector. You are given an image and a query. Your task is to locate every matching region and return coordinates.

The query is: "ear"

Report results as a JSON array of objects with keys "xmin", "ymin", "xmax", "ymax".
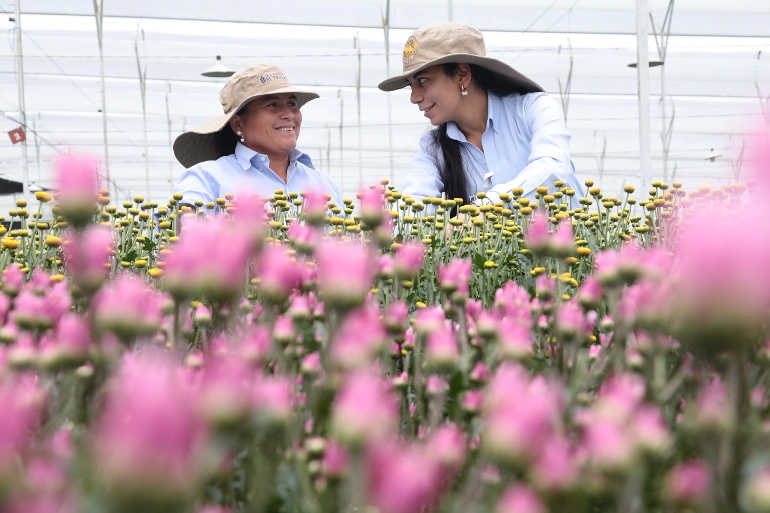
[
  {"xmin": 229, "ymin": 115, "xmax": 242, "ymax": 134},
  {"xmin": 456, "ymin": 63, "xmax": 472, "ymax": 88}
]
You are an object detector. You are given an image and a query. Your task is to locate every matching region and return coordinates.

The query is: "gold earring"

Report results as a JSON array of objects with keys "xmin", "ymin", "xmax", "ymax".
[{"xmin": 461, "ymin": 85, "xmax": 468, "ymax": 96}]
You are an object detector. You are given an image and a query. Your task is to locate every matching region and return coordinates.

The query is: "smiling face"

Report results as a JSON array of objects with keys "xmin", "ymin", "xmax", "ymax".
[
  {"xmin": 406, "ymin": 65, "xmax": 466, "ymax": 126},
  {"xmin": 230, "ymin": 93, "xmax": 302, "ymax": 162}
]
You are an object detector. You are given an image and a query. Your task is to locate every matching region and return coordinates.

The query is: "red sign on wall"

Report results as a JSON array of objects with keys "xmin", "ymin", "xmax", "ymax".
[{"xmin": 7, "ymin": 127, "xmax": 26, "ymax": 144}]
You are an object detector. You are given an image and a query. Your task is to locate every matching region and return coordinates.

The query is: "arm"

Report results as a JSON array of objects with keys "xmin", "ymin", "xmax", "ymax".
[
  {"xmin": 488, "ymin": 93, "xmax": 578, "ymax": 202},
  {"xmin": 400, "ymin": 132, "xmax": 444, "ymax": 204}
]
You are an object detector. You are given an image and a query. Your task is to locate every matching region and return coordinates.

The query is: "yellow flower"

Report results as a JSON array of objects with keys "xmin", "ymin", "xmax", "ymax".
[
  {"xmin": 34, "ymin": 191, "xmax": 52, "ymax": 203},
  {"xmin": 135, "ymin": 259, "xmax": 147, "ymax": 268},
  {"xmin": 148, "ymin": 268, "xmax": 164, "ymax": 279},
  {"xmin": 50, "ymin": 274, "xmax": 65, "ymax": 282},
  {"xmin": 484, "ymin": 260, "xmax": 497, "ymax": 269},
  {"xmin": 45, "ymin": 235, "xmax": 62, "ymax": 247},
  {"xmin": 577, "ymin": 247, "xmax": 592, "ymax": 256},
  {"xmin": 1, "ymin": 239, "xmax": 19, "ymax": 249}
]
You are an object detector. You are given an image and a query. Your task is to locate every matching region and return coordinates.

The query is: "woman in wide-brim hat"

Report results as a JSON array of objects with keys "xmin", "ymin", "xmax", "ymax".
[
  {"xmin": 173, "ymin": 63, "xmax": 342, "ymax": 208},
  {"xmin": 379, "ymin": 22, "xmax": 583, "ymax": 207}
]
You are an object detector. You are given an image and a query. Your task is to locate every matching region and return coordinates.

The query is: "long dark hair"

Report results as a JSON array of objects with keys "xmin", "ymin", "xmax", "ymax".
[{"xmin": 430, "ymin": 63, "xmax": 524, "ymax": 205}]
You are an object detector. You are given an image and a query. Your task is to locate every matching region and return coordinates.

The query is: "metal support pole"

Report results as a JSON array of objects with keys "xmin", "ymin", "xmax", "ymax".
[
  {"xmin": 14, "ymin": 0, "xmax": 29, "ymax": 197},
  {"xmin": 382, "ymin": 1, "xmax": 394, "ymax": 182},
  {"xmin": 93, "ymin": 0, "xmax": 110, "ymax": 196},
  {"xmin": 165, "ymin": 81, "xmax": 174, "ymax": 194},
  {"xmin": 448, "ymin": 0, "xmax": 453, "ymax": 21},
  {"xmin": 32, "ymin": 117, "xmax": 40, "ymax": 184},
  {"xmin": 356, "ymin": 32, "xmax": 363, "ymax": 185},
  {"xmin": 651, "ymin": 0, "xmax": 675, "ymax": 182},
  {"xmin": 338, "ymin": 88, "xmax": 344, "ymax": 195},
  {"xmin": 636, "ymin": 0, "xmax": 651, "ymax": 191},
  {"xmin": 134, "ymin": 25, "xmax": 150, "ymax": 199}
]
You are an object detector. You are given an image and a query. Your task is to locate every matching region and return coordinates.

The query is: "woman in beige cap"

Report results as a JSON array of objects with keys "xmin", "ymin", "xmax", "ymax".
[
  {"xmin": 173, "ymin": 63, "xmax": 342, "ymax": 208},
  {"xmin": 379, "ymin": 22, "xmax": 582, "ymax": 206}
]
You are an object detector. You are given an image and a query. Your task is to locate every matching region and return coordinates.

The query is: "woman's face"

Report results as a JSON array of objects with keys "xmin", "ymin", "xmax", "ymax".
[
  {"xmin": 405, "ymin": 65, "xmax": 463, "ymax": 126},
  {"xmin": 231, "ymin": 93, "xmax": 302, "ymax": 160}
]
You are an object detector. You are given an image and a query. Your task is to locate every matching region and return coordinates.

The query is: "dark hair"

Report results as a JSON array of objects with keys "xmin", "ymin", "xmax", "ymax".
[{"xmin": 430, "ymin": 63, "xmax": 525, "ymax": 206}]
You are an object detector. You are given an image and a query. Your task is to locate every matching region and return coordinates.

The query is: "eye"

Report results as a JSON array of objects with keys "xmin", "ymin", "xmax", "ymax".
[{"xmin": 419, "ymin": 77, "xmax": 427, "ymax": 85}]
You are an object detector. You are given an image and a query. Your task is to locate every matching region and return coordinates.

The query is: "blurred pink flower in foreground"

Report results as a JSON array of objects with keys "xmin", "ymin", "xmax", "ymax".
[
  {"xmin": 93, "ymin": 275, "xmax": 162, "ymax": 342},
  {"xmin": 438, "ymin": 259, "xmax": 471, "ymax": 301},
  {"xmin": 302, "ymin": 190, "xmax": 329, "ymax": 226},
  {"xmin": 526, "ymin": 213, "xmax": 573, "ymax": 258},
  {"xmin": 255, "ymin": 244, "xmax": 304, "ymax": 305},
  {"xmin": 330, "ymin": 371, "xmax": 397, "ymax": 446},
  {"xmin": 163, "ymin": 217, "xmax": 253, "ymax": 302},
  {"xmin": 394, "ymin": 242, "xmax": 424, "ymax": 280},
  {"xmin": 366, "ymin": 442, "xmax": 443, "ymax": 513},
  {"xmin": 495, "ymin": 484, "xmax": 545, "ymax": 513},
  {"xmin": 92, "ymin": 355, "xmax": 209, "ymax": 503},
  {"xmin": 331, "ymin": 303, "xmax": 386, "ymax": 369},
  {"xmin": 360, "ymin": 186, "xmax": 386, "ymax": 228},
  {"xmin": 56, "ymin": 157, "xmax": 100, "ymax": 225},
  {"xmin": 62, "ymin": 226, "xmax": 112, "ymax": 294},
  {"xmin": 664, "ymin": 460, "xmax": 710, "ymax": 508},
  {"xmin": 0, "ymin": 375, "xmax": 43, "ymax": 477},
  {"xmin": 316, "ymin": 240, "xmax": 373, "ymax": 311}
]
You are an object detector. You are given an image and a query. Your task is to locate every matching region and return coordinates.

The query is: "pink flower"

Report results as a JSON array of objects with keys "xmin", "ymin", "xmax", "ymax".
[
  {"xmin": 315, "ymin": 240, "xmax": 374, "ymax": 311},
  {"xmin": 746, "ymin": 466, "xmax": 770, "ymax": 512},
  {"xmin": 229, "ymin": 193, "xmax": 267, "ymax": 246},
  {"xmin": 461, "ymin": 389, "xmax": 484, "ymax": 414},
  {"xmin": 38, "ymin": 314, "xmax": 92, "ymax": 370},
  {"xmin": 525, "ymin": 212, "xmax": 573, "ymax": 258},
  {"xmin": 252, "ymin": 375, "xmax": 294, "ymax": 423},
  {"xmin": 414, "ymin": 306, "xmax": 446, "ymax": 336},
  {"xmin": 495, "ymin": 484, "xmax": 545, "ymax": 513},
  {"xmin": 497, "ymin": 317, "xmax": 534, "ymax": 361},
  {"xmin": 13, "ymin": 291, "xmax": 54, "ymax": 331},
  {"xmin": 197, "ymin": 355, "xmax": 255, "ymax": 428},
  {"xmin": 287, "ymin": 220, "xmax": 318, "ymax": 254},
  {"xmin": 360, "ymin": 186, "xmax": 386, "ymax": 228},
  {"xmin": 331, "ymin": 304, "xmax": 386, "ymax": 369},
  {"xmin": 664, "ymin": 460, "xmax": 710, "ymax": 507},
  {"xmin": 694, "ymin": 378, "xmax": 730, "ymax": 431},
  {"xmin": 469, "ymin": 362, "xmax": 489, "ymax": 384},
  {"xmin": 425, "ymin": 323, "xmax": 459, "ymax": 372},
  {"xmin": 583, "ymin": 419, "xmax": 636, "ymax": 472},
  {"xmin": 162, "ymin": 216, "xmax": 253, "ymax": 302},
  {"xmin": 577, "ymin": 275, "xmax": 603, "ymax": 310},
  {"xmin": 426, "ymin": 424, "xmax": 467, "ymax": 477},
  {"xmin": 330, "ymin": 371, "xmax": 397, "ymax": 445},
  {"xmin": 2, "ymin": 264, "xmax": 24, "ymax": 296},
  {"xmin": 394, "ymin": 242, "xmax": 424, "ymax": 280},
  {"xmin": 366, "ymin": 442, "xmax": 443, "ymax": 513},
  {"xmin": 438, "ymin": 259, "xmax": 472, "ymax": 300},
  {"xmin": 383, "ymin": 300, "xmax": 409, "ymax": 334},
  {"xmin": 93, "ymin": 275, "xmax": 162, "ymax": 342},
  {"xmin": 555, "ymin": 300, "xmax": 591, "ymax": 340},
  {"xmin": 529, "ymin": 436, "xmax": 578, "ymax": 491},
  {"xmin": 631, "ymin": 405, "xmax": 672, "ymax": 456},
  {"xmin": 236, "ymin": 325, "xmax": 272, "ymax": 366},
  {"xmin": 62, "ymin": 227, "xmax": 112, "ymax": 294},
  {"xmin": 92, "ymin": 355, "xmax": 209, "ymax": 502},
  {"xmin": 0, "ymin": 375, "xmax": 43, "ymax": 476},
  {"xmin": 56, "ymin": 156, "xmax": 100, "ymax": 225},
  {"xmin": 321, "ymin": 439, "xmax": 349, "ymax": 478},
  {"xmin": 302, "ymin": 190, "xmax": 330, "ymax": 225},
  {"xmin": 255, "ymin": 244, "xmax": 304, "ymax": 305}
]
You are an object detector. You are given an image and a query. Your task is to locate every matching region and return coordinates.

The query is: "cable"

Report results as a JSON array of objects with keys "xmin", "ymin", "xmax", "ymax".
[{"xmin": 496, "ymin": 0, "xmax": 563, "ymax": 59}]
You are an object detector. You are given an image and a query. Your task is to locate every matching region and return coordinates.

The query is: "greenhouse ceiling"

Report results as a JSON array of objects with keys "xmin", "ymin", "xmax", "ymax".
[{"xmin": 0, "ymin": 0, "xmax": 767, "ymax": 209}]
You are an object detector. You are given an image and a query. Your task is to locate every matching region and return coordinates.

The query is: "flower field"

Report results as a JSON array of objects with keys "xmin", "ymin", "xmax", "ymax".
[{"xmin": 0, "ymin": 154, "xmax": 769, "ymax": 513}]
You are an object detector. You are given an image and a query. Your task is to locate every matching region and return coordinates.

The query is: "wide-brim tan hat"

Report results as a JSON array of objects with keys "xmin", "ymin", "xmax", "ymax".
[
  {"xmin": 173, "ymin": 63, "xmax": 319, "ymax": 169},
  {"xmin": 378, "ymin": 22, "xmax": 544, "ymax": 94}
]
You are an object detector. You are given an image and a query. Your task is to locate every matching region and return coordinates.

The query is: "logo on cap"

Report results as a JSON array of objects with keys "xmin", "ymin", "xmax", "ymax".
[
  {"xmin": 402, "ymin": 36, "xmax": 418, "ymax": 64},
  {"xmin": 259, "ymin": 72, "xmax": 287, "ymax": 84}
]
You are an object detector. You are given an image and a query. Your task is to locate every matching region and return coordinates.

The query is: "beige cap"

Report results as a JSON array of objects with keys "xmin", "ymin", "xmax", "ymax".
[
  {"xmin": 173, "ymin": 63, "xmax": 319, "ymax": 169},
  {"xmin": 378, "ymin": 22, "xmax": 544, "ymax": 94}
]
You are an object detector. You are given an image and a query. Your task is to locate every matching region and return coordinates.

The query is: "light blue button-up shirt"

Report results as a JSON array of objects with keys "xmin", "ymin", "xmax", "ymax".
[
  {"xmin": 402, "ymin": 92, "xmax": 584, "ymax": 204},
  {"xmin": 173, "ymin": 142, "xmax": 343, "ymax": 207}
]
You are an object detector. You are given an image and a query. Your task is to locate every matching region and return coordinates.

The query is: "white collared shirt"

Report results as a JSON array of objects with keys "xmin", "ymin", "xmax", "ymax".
[
  {"xmin": 173, "ymin": 142, "xmax": 343, "ymax": 206},
  {"xmin": 402, "ymin": 92, "xmax": 584, "ymax": 204}
]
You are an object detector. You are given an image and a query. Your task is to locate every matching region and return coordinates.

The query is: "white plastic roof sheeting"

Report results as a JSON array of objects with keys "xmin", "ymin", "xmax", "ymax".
[{"xmin": 0, "ymin": 1, "xmax": 767, "ymax": 212}]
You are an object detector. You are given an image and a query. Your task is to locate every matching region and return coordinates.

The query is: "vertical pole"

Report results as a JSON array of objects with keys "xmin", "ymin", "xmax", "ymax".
[
  {"xmin": 165, "ymin": 81, "xmax": 174, "ymax": 193},
  {"xmin": 32, "ymin": 117, "xmax": 40, "ymax": 184},
  {"xmin": 448, "ymin": 0, "xmax": 453, "ymax": 21},
  {"xmin": 326, "ymin": 124, "xmax": 331, "ymax": 176},
  {"xmin": 338, "ymin": 89, "xmax": 344, "ymax": 195},
  {"xmin": 135, "ymin": 25, "xmax": 150, "ymax": 199},
  {"xmin": 14, "ymin": 0, "xmax": 29, "ymax": 197},
  {"xmin": 93, "ymin": 0, "xmax": 111, "ymax": 196},
  {"xmin": 636, "ymin": 0, "xmax": 651, "ymax": 192},
  {"xmin": 383, "ymin": 1, "xmax": 394, "ymax": 182},
  {"xmin": 356, "ymin": 32, "xmax": 363, "ymax": 186}
]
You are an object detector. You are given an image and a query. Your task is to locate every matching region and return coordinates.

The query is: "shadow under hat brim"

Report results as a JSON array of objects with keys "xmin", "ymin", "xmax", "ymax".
[
  {"xmin": 173, "ymin": 87, "xmax": 319, "ymax": 169},
  {"xmin": 377, "ymin": 54, "xmax": 544, "ymax": 94}
]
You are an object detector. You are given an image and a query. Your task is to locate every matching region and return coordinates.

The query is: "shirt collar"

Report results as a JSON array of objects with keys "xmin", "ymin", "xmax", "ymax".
[
  {"xmin": 234, "ymin": 142, "xmax": 310, "ymax": 170},
  {"xmin": 444, "ymin": 90, "xmax": 499, "ymax": 142}
]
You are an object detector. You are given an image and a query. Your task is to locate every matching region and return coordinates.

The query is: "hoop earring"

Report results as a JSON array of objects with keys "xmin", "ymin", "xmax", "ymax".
[
  {"xmin": 237, "ymin": 131, "xmax": 245, "ymax": 143},
  {"xmin": 461, "ymin": 85, "xmax": 468, "ymax": 96}
]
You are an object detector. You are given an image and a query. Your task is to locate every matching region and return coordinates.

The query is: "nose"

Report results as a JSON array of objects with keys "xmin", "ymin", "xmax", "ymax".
[
  {"xmin": 410, "ymin": 86, "xmax": 421, "ymax": 105},
  {"xmin": 278, "ymin": 104, "xmax": 295, "ymax": 120}
]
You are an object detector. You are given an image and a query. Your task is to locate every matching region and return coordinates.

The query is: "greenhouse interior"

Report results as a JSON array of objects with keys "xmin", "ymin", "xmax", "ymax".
[{"xmin": 0, "ymin": 0, "xmax": 768, "ymax": 209}]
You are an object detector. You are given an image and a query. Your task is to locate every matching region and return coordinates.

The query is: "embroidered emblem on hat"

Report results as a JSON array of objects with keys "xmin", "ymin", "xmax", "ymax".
[
  {"xmin": 402, "ymin": 36, "xmax": 418, "ymax": 64},
  {"xmin": 259, "ymin": 72, "xmax": 288, "ymax": 84}
]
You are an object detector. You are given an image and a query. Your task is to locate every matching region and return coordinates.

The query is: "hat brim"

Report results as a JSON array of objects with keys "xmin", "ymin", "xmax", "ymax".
[
  {"xmin": 377, "ymin": 54, "xmax": 544, "ymax": 94},
  {"xmin": 173, "ymin": 87, "xmax": 319, "ymax": 169}
]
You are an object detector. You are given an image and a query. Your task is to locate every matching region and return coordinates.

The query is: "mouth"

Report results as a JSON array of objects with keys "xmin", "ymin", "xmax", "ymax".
[
  {"xmin": 276, "ymin": 127, "xmax": 295, "ymax": 133},
  {"xmin": 420, "ymin": 104, "xmax": 434, "ymax": 117}
]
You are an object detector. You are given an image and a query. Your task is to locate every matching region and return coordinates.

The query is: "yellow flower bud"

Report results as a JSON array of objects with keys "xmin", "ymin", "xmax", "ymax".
[
  {"xmin": 34, "ymin": 191, "xmax": 52, "ymax": 203},
  {"xmin": 1, "ymin": 239, "xmax": 19, "ymax": 249},
  {"xmin": 45, "ymin": 235, "xmax": 62, "ymax": 247}
]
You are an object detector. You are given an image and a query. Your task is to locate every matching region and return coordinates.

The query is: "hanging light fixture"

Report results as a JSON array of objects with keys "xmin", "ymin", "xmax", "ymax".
[
  {"xmin": 705, "ymin": 148, "xmax": 722, "ymax": 162},
  {"xmin": 627, "ymin": 61, "xmax": 664, "ymax": 68},
  {"xmin": 202, "ymin": 56, "xmax": 234, "ymax": 77}
]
